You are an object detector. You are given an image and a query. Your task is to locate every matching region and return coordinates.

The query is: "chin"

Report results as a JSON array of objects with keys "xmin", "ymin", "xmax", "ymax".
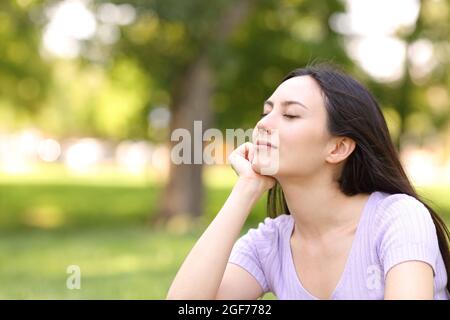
[{"xmin": 251, "ymin": 160, "xmax": 280, "ymax": 176}]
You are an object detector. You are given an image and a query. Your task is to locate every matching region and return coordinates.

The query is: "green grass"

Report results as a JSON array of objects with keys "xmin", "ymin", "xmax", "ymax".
[
  {"xmin": 0, "ymin": 225, "xmax": 277, "ymax": 299},
  {"xmin": 0, "ymin": 164, "xmax": 267, "ymax": 230},
  {"xmin": 0, "ymin": 164, "xmax": 271, "ymax": 299},
  {"xmin": 0, "ymin": 226, "xmax": 198, "ymax": 299},
  {"xmin": 0, "ymin": 164, "xmax": 448, "ymax": 299}
]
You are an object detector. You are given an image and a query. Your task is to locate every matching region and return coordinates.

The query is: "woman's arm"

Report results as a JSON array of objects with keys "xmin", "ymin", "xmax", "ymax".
[
  {"xmin": 384, "ymin": 261, "xmax": 434, "ymax": 300},
  {"xmin": 166, "ymin": 178, "xmax": 262, "ymax": 299},
  {"xmin": 166, "ymin": 142, "xmax": 275, "ymax": 300}
]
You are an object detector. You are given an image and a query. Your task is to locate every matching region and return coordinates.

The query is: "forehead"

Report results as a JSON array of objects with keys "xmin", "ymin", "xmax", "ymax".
[{"xmin": 267, "ymin": 75, "xmax": 324, "ymax": 111}]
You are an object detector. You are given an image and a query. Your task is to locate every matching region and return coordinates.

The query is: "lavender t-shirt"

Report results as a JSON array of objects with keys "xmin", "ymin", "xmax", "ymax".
[{"xmin": 228, "ymin": 191, "xmax": 450, "ymax": 300}]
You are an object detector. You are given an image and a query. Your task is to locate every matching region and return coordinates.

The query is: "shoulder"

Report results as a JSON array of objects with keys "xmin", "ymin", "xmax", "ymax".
[
  {"xmin": 251, "ymin": 214, "xmax": 292, "ymax": 235},
  {"xmin": 244, "ymin": 214, "xmax": 292, "ymax": 242},
  {"xmin": 229, "ymin": 215, "xmax": 291, "ymax": 294},
  {"xmin": 369, "ymin": 192, "xmax": 443, "ymax": 279},
  {"xmin": 372, "ymin": 192, "xmax": 434, "ymax": 229},
  {"xmin": 235, "ymin": 214, "xmax": 292, "ymax": 255},
  {"xmin": 372, "ymin": 192, "xmax": 439, "ymax": 258}
]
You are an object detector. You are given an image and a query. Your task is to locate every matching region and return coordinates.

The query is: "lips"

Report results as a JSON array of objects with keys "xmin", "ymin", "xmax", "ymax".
[{"xmin": 256, "ymin": 140, "xmax": 277, "ymax": 149}]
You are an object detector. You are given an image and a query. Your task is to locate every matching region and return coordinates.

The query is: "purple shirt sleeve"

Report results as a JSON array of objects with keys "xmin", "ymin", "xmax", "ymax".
[
  {"xmin": 376, "ymin": 194, "xmax": 440, "ymax": 279},
  {"xmin": 228, "ymin": 217, "xmax": 277, "ymax": 293}
]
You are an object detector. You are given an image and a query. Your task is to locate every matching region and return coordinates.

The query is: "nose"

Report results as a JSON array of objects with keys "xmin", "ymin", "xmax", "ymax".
[{"xmin": 256, "ymin": 117, "xmax": 274, "ymax": 135}]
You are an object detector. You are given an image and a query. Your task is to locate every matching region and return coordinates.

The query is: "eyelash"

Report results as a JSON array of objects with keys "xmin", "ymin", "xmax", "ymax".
[{"xmin": 260, "ymin": 113, "xmax": 299, "ymax": 119}]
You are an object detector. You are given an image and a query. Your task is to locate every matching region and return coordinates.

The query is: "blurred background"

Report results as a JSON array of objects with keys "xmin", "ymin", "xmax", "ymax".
[{"xmin": 0, "ymin": 0, "xmax": 449, "ymax": 299}]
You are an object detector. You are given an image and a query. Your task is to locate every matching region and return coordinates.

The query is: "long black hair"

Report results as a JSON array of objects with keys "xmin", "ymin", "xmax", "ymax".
[{"xmin": 267, "ymin": 63, "xmax": 450, "ymax": 292}]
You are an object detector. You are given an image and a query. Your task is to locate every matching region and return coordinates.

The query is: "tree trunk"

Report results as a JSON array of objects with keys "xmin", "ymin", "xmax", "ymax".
[
  {"xmin": 152, "ymin": 0, "xmax": 254, "ymax": 228},
  {"xmin": 152, "ymin": 53, "xmax": 213, "ymax": 227}
]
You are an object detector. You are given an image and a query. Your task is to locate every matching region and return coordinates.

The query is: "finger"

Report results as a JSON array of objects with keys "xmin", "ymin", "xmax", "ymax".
[
  {"xmin": 235, "ymin": 143, "xmax": 246, "ymax": 157},
  {"xmin": 238, "ymin": 142, "xmax": 251, "ymax": 158},
  {"xmin": 228, "ymin": 154, "xmax": 238, "ymax": 175},
  {"xmin": 248, "ymin": 143, "xmax": 255, "ymax": 163}
]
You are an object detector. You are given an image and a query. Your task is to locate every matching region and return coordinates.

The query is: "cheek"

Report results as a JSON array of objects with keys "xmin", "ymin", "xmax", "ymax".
[{"xmin": 279, "ymin": 127, "xmax": 326, "ymax": 165}]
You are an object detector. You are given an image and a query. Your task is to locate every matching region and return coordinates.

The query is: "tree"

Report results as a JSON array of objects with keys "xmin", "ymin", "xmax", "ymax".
[
  {"xmin": 0, "ymin": 0, "xmax": 50, "ymax": 130},
  {"xmin": 106, "ymin": 0, "xmax": 349, "ymax": 226}
]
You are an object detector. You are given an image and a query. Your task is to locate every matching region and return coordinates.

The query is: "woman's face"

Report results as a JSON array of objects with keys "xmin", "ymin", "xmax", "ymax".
[{"xmin": 251, "ymin": 75, "xmax": 334, "ymax": 178}]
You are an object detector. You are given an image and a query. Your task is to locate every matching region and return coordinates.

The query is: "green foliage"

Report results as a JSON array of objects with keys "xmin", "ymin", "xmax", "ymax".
[
  {"xmin": 0, "ymin": 0, "xmax": 51, "ymax": 129},
  {"xmin": 2, "ymin": 0, "xmax": 449, "ymax": 144},
  {"xmin": 31, "ymin": 58, "xmax": 151, "ymax": 139},
  {"xmin": 212, "ymin": 0, "xmax": 349, "ymax": 130},
  {"xmin": 110, "ymin": 0, "xmax": 350, "ymax": 131}
]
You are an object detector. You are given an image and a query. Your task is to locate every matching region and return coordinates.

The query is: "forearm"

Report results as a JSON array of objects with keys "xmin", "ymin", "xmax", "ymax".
[{"xmin": 166, "ymin": 178, "xmax": 262, "ymax": 299}]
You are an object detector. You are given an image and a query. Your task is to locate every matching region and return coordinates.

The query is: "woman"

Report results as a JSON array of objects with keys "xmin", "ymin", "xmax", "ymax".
[{"xmin": 166, "ymin": 64, "xmax": 450, "ymax": 300}]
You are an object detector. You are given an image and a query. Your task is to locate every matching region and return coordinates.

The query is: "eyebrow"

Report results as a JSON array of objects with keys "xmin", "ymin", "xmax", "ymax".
[{"xmin": 264, "ymin": 100, "xmax": 309, "ymax": 110}]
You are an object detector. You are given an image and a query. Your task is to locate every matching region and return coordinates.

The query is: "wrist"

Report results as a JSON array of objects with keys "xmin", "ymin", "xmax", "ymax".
[{"xmin": 234, "ymin": 177, "xmax": 265, "ymax": 201}]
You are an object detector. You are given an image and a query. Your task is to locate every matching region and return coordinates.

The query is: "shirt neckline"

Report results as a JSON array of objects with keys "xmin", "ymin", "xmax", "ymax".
[{"xmin": 284, "ymin": 191, "xmax": 378, "ymax": 300}]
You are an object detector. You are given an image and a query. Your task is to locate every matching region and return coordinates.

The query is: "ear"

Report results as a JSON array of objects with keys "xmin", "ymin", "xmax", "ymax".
[{"xmin": 325, "ymin": 137, "xmax": 356, "ymax": 164}]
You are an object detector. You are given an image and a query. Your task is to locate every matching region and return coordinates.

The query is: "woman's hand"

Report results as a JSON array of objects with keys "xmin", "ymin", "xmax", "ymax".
[{"xmin": 228, "ymin": 142, "xmax": 276, "ymax": 195}]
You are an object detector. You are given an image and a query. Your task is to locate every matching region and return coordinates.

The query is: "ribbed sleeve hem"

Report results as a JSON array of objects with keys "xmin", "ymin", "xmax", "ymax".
[
  {"xmin": 382, "ymin": 242, "xmax": 437, "ymax": 279},
  {"xmin": 228, "ymin": 252, "xmax": 270, "ymax": 293}
]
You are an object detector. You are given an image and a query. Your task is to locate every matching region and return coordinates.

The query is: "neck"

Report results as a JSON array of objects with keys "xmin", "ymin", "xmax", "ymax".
[{"xmin": 277, "ymin": 173, "xmax": 369, "ymax": 241}]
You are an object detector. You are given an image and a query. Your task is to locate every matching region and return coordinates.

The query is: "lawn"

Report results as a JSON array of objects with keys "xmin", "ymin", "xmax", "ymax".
[
  {"xmin": 0, "ymin": 225, "xmax": 201, "ymax": 299},
  {"xmin": 0, "ymin": 164, "xmax": 273, "ymax": 299},
  {"xmin": 0, "ymin": 164, "xmax": 448, "ymax": 299}
]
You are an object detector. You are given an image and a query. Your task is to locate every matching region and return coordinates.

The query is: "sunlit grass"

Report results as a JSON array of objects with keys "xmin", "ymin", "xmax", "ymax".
[
  {"xmin": 0, "ymin": 163, "xmax": 448, "ymax": 299},
  {"xmin": 0, "ymin": 164, "xmax": 269, "ymax": 299},
  {"xmin": 0, "ymin": 162, "xmax": 236, "ymax": 187},
  {"xmin": 0, "ymin": 225, "xmax": 276, "ymax": 299},
  {"xmin": 0, "ymin": 164, "xmax": 264, "ymax": 230},
  {"xmin": 0, "ymin": 162, "xmax": 160, "ymax": 186},
  {"xmin": 0, "ymin": 226, "xmax": 198, "ymax": 299}
]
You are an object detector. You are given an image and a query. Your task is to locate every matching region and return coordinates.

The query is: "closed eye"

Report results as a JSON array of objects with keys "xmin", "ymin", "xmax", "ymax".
[{"xmin": 260, "ymin": 113, "xmax": 299, "ymax": 119}]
